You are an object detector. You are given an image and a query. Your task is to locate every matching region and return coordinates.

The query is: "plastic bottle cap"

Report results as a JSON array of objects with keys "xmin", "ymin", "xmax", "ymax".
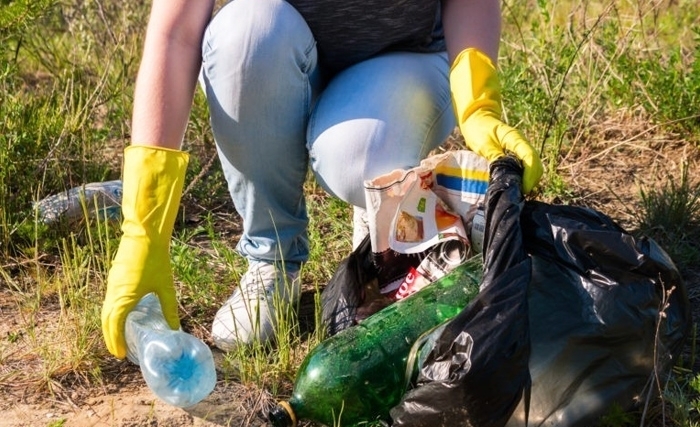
[{"xmin": 268, "ymin": 401, "xmax": 297, "ymax": 427}]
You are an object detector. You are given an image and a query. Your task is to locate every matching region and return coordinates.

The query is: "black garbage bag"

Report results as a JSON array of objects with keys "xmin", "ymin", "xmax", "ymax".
[
  {"xmin": 388, "ymin": 156, "xmax": 690, "ymax": 426},
  {"xmin": 390, "ymin": 155, "xmax": 532, "ymax": 427},
  {"xmin": 321, "ymin": 230, "xmax": 426, "ymax": 336},
  {"xmin": 321, "ymin": 156, "xmax": 690, "ymax": 427},
  {"xmin": 504, "ymin": 200, "xmax": 690, "ymax": 426},
  {"xmin": 320, "ymin": 234, "xmax": 376, "ymax": 336}
]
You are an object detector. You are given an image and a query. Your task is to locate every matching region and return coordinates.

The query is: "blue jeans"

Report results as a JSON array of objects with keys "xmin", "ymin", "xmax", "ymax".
[{"xmin": 200, "ymin": 0, "xmax": 455, "ymax": 264}]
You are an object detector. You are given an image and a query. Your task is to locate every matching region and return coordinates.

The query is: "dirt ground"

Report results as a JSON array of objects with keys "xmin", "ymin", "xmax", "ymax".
[
  {"xmin": 1, "ymin": 133, "xmax": 699, "ymax": 427},
  {"xmin": 2, "ymin": 357, "xmax": 274, "ymax": 427}
]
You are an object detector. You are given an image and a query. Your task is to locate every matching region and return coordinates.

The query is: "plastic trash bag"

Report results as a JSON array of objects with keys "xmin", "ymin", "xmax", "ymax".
[
  {"xmin": 321, "ymin": 155, "xmax": 690, "ymax": 426},
  {"xmin": 389, "ymin": 156, "xmax": 691, "ymax": 426},
  {"xmin": 320, "ymin": 235, "xmax": 380, "ymax": 336},
  {"xmin": 506, "ymin": 199, "xmax": 690, "ymax": 426}
]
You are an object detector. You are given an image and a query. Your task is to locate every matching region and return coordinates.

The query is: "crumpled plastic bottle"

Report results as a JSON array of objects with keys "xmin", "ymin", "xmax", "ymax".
[
  {"xmin": 33, "ymin": 180, "xmax": 122, "ymax": 224},
  {"xmin": 125, "ymin": 293, "xmax": 217, "ymax": 408}
]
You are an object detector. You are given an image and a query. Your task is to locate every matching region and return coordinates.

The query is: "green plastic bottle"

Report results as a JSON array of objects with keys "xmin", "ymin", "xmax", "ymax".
[{"xmin": 268, "ymin": 256, "xmax": 483, "ymax": 427}]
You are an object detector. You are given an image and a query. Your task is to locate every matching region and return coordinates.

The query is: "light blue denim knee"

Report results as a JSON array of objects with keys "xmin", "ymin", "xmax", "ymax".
[
  {"xmin": 201, "ymin": 0, "xmax": 455, "ymax": 264},
  {"xmin": 200, "ymin": 0, "xmax": 320, "ymax": 265},
  {"xmin": 308, "ymin": 51, "xmax": 455, "ymax": 208}
]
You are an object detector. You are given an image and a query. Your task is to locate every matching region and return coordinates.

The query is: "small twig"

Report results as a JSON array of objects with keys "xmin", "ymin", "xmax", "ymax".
[
  {"xmin": 539, "ymin": 3, "xmax": 614, "ymax": 153},
  {"xmin": 93, "ymin": 0, "xmax": 118, "ymax": 46},
  {"xmin": 182, "ymin": 150, "xmax": 219, "ymax": 198},
  {"xmin": 565, "ymin": 124, "xmax": 664, "ymax": 168},
  {"xmin": 638, "ymin": 372, "xmax": 656, "ymax": 426},
  {"xmin": 639, "ymin": 277, "xmax": 676, "ymax": 426}
]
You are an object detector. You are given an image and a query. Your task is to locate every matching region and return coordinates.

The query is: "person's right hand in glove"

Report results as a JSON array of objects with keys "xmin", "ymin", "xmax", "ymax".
[
  {"xmin": 450, "ymin": 48, "xmax": 544, "ymax": 194},
  {"xmin": 101, "ymin": 145, "xmax": 189, "ymax": 359}
]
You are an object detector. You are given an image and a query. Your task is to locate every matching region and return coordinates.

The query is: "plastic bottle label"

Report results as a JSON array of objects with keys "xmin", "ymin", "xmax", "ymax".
[{"xmin": 395, "ymin": 267, "xmax": 431, "ymax": 300}]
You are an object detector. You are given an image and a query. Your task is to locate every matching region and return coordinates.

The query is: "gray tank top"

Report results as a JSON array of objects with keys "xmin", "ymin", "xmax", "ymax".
[{"xmin": 287, "ymin": 0, "xmax": 445, "ymax": 72}]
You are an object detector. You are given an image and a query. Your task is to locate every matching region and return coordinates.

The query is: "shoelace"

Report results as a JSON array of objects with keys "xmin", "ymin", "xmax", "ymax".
[{"xmin": 239, "ymin": 264, "xmax": 280, "ymax": 299}]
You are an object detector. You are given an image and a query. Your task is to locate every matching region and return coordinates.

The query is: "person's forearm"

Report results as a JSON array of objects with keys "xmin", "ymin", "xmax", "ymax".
[
  {"xmin": 131, "ymin": 0, "xmax": 213, "ymax": 149},
  {"xmin": 441, "ymin": 0, "xmax": 501, "ymax": 65}
]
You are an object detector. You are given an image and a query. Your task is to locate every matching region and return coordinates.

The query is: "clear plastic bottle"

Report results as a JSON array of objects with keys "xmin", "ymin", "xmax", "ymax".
[
  {"xmin": 268, "ymin": 257, "xmax": 482, "ymax": 427},
  {"xmin": 34, "ymin": 180, "xmax": 123, "ymax": 224},
  {"xmin": 125, "ymin": 293, "xmax": 217, "ymax": 408}
]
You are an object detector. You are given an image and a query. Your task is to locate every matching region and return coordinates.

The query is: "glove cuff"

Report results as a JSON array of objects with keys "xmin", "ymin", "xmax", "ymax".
[
  {"xmin": 120, "ymin": 145, "xmax": 189, "ymax": 243},
  {"xmin": 449, "ymin": 48, "xmax": 503, "ymax": 125}
]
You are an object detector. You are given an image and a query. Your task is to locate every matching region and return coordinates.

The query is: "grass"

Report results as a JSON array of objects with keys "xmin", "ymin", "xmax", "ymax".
[
  {"xmin": 1, "ymin": 0, "xmax": 699, "ymax": 426},
  {"xmin": 635, "ymin": 161, "xmax": 700, "ymax": 266}
]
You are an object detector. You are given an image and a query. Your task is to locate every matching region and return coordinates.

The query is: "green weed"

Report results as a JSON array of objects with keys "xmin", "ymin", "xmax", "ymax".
[{"xmin": 635, "ymin": 160, "xmax": 700, "ymax": 268}]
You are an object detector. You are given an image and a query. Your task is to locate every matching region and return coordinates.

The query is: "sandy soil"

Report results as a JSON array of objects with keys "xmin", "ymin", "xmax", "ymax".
[{"xmin": 2, "ymin": 350, "xmax": 276, "ymax": 427}]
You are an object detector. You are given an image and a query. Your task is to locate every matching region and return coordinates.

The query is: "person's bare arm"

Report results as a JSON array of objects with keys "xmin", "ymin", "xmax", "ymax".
[
  {"xmin": 442, "ymin": 0, "xmax": 544, "ymax": 193},
  {"xmin": 131, "ymin": 0, "xmax": 214, "ymax": 149},
  {"xmin": 441, "ymin": 0, "xmax": 501, "ymax": 64}
]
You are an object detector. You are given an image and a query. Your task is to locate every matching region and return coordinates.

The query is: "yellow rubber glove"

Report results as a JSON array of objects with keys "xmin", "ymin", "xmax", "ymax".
[
  {"xmin": 102, "ymin": 145, "xmax": 189, "ymax": 359},
  {"xmin": 450, "ymin": 48, "xmax": 544, "ymax": 194}
]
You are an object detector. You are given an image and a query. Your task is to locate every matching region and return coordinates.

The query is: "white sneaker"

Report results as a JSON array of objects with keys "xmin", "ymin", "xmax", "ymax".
[{"xmin": 211, "ymin": 261, "xmax": 301, "ymax": 351}]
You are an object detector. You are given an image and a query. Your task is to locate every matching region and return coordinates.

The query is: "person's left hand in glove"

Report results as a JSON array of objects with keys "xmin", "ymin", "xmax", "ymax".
[
  {"xmin": 442, "ymin": 0, "xmax": 544, "ymax": 194},
  {"xmin": 101, "ymin": 146, "xmax": 189, "ymax": 359},
  {"xmin": 101, "ymin": 0, "xmax": 212, "ymax": 358}
]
